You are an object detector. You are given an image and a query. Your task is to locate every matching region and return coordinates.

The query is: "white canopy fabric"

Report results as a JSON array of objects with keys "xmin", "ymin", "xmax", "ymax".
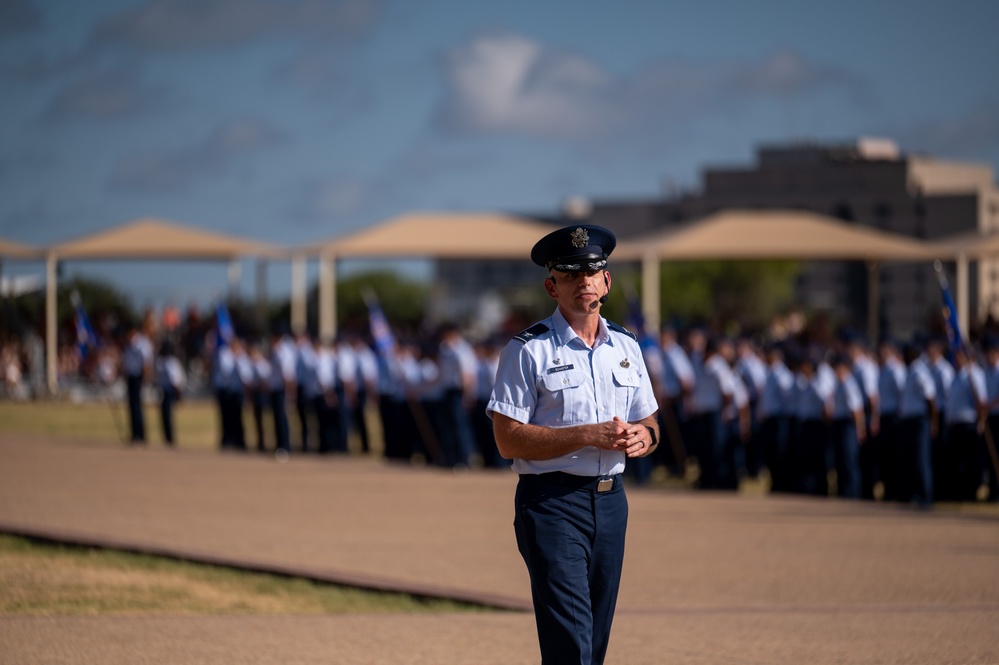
[
  {"xmin": 617, "ymin": 209, "xmax": 938, "ymax": 261},
  {"xmin": 0, "ymin": 237, "xmax": 44, "ymax": 260},
  {"xmin": 928, "ymin": 229, "xmax": 999, "ymax": 258},
  {"xmin": 305, "ymin": 212, "xmax": 562, "ymax": 259},
  {"xmin": 618, "ymin": 209, "xmax": 938, "ymax": 340},
  {"xmin": 302, "ymin": 211, "xmax": 567, "ymax": 338},
  {"xmin": 49, "ymin": 217, "xmax": 282, "ymax": 260},
  {"xmin": 43, "ymin": 218, "xmax": 283, "ymax": 394}
]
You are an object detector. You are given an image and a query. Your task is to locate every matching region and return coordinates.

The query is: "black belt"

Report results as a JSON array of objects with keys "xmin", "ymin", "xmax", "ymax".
[{"xmin": 519, "ymin": 471, "xmax": 619, "ymax": 493}]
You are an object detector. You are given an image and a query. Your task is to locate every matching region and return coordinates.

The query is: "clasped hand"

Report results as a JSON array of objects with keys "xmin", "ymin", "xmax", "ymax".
[{"xmin": 594, "ymin": 416, "xmax": 651, "ymax": 458}]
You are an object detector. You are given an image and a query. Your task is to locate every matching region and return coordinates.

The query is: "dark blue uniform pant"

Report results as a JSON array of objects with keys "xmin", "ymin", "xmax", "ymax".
[
  {"xmin": 126, "ymin": 375, "xmax": 145, "ymax": 442},
  {"xmin": 762, "ymin": 415, "xmax": 791, "ymax": 493},
  {"xmin": 159, "ymin": 385, "xmax": 177, "ymax": 445},
  {"xmin": 795, "ymin": 418, "xmax": 829, "ymax": 496},
  {"xmin": 252, "ymin": 390, "xmax": 267, "ymax": 451},
  {"xmin": 296, "ymin": 383, "xmax": 310, "ymax": 452},
  {"xmin": 830, "ymin": 418, "xmax": 861, "ymax": 498},
  {"xmin": 270, "ymin": 388, "xmax": 290, "ymax": 452},
  {"xmin": 440, "ymin": 388, "xmax": 474, "ymax": 467},
  {"xmin": 898, "ymin": 415, "xmax": 933, "ymax": 505},
  {"xmin": 691, "ymin": 410, "xmax": 727, "ymax": 490},
  {"xmin": 514, "ymin": 474, "xmax": 627, "ymax": 665}
]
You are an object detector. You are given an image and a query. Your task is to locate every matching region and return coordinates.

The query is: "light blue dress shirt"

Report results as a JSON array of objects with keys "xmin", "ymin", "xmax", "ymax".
[
  {"xmin": 830, "ymin": 373, "xmax": 863, "ymax": 420},
  {"xmin": 899, "ymin": 359, "xmax": 937, "ymax": 419},
  {"xmin": 759, "ymin": 360, "xmax": 794, "ymax": 420},
  {"xmin": 487, "ymin": 308, "xmax": 657, "ymax": 477},
  {"xmin": 945, "ymin": 364, "xmax": 985, "ymax": 424},
  {"xmin": 662, "ymin": 343, "xmax": 694, "ymax": 399},
  {"xmin": 878, "ymin": 358, "xmax": 906, "ymax": 416}
]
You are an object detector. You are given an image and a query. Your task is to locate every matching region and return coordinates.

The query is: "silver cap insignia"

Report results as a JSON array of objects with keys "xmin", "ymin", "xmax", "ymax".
[{"xmin": 570, "ymin": 227, "xmax": 589, "ymax": 248}]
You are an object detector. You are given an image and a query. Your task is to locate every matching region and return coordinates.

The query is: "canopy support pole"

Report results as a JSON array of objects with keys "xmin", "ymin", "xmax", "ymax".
[
  {"xmin": 866, "ymin": 260, "xmax": 880, "ymax": 344},
  {"xmin": 318, "ymin": 253, "xmax": 336, "ymax": 341},
  {"xmin": 227, "ymin": 259, "xmax": 241, "ymax": 299},
  {"xmin": 45, "ymin": 253, "xmax": 58, "ymax": 396},
  {"xmin": 641, "ymin": 252, "xmax": 660, "ymax": 336},
  {"xmin": 291, "ymin": 254, "xmax": 306, "ymax": 335},
  {"xmin": 255, "ymin": 259, "xmax": 267, "ymax": 332}
]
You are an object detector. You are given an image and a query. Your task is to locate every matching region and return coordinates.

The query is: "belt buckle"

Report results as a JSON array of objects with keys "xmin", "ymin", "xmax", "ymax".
[{"xmin": 596, "ymin": 478, "xmax": 614, "ymax": 493}]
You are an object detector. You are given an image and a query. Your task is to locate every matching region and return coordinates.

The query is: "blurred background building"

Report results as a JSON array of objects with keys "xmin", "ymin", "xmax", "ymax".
[{"xmin": 437, "ymin": 138, "xmax": 999, "ymax": 340}]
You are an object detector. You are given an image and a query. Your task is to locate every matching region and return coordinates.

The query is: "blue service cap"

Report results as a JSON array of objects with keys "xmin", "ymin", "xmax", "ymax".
[{"xmin": 531, "ymin": 224, "xmax": 616, "ymax": 272}]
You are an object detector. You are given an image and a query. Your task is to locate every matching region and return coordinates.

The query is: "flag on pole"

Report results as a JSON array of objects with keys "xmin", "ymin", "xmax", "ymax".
[
  {"xmin": 70, "ymin": 290, "xmax": 98, "ymax": 359},
  {"xmin": 363, "ymin": 289, "xmax": 396, "ymax": 357},
  {"xmin": 934, "ymin": 260, "xmax": 964, "ymax": 358},
  {"xmin": 215, "ymin": 300, "xmax": 235, "ymax": 348}
]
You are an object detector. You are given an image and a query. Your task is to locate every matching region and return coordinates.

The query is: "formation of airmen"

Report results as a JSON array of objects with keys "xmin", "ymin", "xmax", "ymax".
[
  {"xmin": 121, "ymin": 306, "xmax": 999, "ymax": 505},
  {"xmin": 205, "ymin": 325, "xmax": 508, "ymax": 470},
  {"xmin": 637, "ymin": 326, "xmax": 999, "ymax": 504}
]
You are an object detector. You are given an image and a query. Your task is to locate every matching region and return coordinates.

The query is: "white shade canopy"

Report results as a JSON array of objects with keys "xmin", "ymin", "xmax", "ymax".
[
  {"xmin": 304, "ymin": 212, "xmax": 562, "ymax": 259},
  {"xmin": 49, "ymin": 217, "xmax": 282, "ymax": 260},
  {"xmin": 618, "ymin": 209, "xmax": 937, "ymax": 261}
]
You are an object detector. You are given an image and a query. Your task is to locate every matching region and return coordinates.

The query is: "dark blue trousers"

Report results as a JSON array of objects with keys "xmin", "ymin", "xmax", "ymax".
[
  {"xmin": 159, "ymin": 385, "xmax": 177, "ymax": 445},
  {"xmin": 795, "ymin": 418, "xmax": 829, "ymax": 496},
  {"xmin": 691, "ymin": 410, "xmax": 727, "ymax": 489},
  {"xmin": 126, "ymin": 375, "xmax": 145, "ymax": 442},
  {"xmin": 514, "ymin": 474, "xmax": 627, "ymax": 665},
  {"xmin": 898, "ymin": 415, "xmax": 933, "ymax": 505},
  {"xmin": 830, "ymin": 418, "xmax": 861, "ymax": 498},
  {"xmin": 762, "ymin": 415, "xmax": 791, "ymax": 493},
  {"xmin": 270, "ymin": 388, "xmax": 290, "ymax": 452}
]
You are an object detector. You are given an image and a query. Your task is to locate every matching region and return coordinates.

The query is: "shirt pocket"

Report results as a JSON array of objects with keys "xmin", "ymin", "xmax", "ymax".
[
  {"xmin": 612, "ymin": 367, "xmax": 640, "ymax": 417},
  {"xmin": 539, "ymin": 370, "xmax": 584, "ymax": 425}
]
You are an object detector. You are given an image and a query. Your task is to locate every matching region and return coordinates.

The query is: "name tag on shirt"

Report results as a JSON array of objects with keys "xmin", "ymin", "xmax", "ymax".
[{"xmin": 547, "ymin": 364, "xmax": 575, "ymax": 374}]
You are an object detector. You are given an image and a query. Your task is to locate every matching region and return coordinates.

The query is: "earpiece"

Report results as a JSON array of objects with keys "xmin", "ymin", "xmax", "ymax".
[{"xmin": 599, "ymin": 272, "xmax": 610, "ymax": 304}]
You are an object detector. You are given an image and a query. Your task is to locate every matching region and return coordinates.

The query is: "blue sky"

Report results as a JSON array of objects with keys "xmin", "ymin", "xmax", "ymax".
[{"xmin": 2, "ymin": 0, "xmax": 998, "ymax": 307}]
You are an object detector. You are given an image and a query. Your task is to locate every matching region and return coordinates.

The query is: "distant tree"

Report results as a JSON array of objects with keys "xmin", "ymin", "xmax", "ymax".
[
  {"xmin": 1, "ymin": 275, "xmax": 136, "ymax": 342},
  {"xmin": 336, "ymin": 271, "xmax": 430, "ymax": 335},
  {"xmin": 658, "ymin": 260, "xmax": 801, "ymax": 333},
  {"xmin": 265, "ymin": 271, "xmax": 431, "ymax": 338}
]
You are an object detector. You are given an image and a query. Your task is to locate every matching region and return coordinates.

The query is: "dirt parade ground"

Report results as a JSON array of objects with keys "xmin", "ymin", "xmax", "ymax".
[{"xmin": 1, "ymin": 434, "xmax": 997, "ymax": 664}]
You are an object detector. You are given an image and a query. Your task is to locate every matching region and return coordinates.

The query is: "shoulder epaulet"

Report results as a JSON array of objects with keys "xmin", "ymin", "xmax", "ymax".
[
  {"xmin": 607, "ymin": 321, "xmax": 637, "ymax": 341},
  {"xmin": 513, "ymin": 323, "xmax": 550, "ymax": 345}
]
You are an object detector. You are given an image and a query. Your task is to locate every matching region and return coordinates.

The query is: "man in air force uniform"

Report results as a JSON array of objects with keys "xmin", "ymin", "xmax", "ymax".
[{"xmin": 487, "ymin": 224, "xmax": 659, "ymax": 665}]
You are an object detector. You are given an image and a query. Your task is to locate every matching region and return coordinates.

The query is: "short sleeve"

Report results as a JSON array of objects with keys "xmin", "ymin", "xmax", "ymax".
[{"xmin": 486, "ymin": 341, "xmax": 536, "ymax": 424}]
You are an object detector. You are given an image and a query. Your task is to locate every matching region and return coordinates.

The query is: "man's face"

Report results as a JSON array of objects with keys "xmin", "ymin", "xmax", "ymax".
[{"xmin": 545, "ymin": 269, "xmax": 609, "ymax": 315}]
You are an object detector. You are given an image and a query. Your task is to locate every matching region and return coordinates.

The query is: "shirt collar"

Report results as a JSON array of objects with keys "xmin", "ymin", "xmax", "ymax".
[{"xmin": 551, "ymin": 307, "xmax": 611, "ymax": 350}]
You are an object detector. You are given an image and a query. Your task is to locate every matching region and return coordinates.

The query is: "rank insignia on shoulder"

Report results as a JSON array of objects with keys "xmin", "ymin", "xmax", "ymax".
[
  {"xmin": 513, "ymin": 322, "xmax": 550, "ymax": 345},
  {"xmin": 606, "ymin": 321, "xmax": 637, "ymax": 341}
]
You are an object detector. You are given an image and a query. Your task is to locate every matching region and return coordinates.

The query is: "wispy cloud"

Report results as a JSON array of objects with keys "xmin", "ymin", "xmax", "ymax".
[
  {"xmin": 109, "ymin": 117, "xmax": 286, "ymax": 192},
  {"xmin": 436, "ymin": 33, "xmax": 862, "ymax": 143}
]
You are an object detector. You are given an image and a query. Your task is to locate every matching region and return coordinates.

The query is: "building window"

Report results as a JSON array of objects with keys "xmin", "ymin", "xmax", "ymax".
[{"xmin": 833, "ymin": 203, "xmax": 854, "ymax": 222}]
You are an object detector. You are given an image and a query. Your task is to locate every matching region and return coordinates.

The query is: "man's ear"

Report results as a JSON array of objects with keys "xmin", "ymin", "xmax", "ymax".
[{"xmin": 544, "ymin": 276, "xmax": 558, "ymax": 300}]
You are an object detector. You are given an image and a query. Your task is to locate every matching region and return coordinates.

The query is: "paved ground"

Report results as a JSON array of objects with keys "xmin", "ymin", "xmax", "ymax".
[{"xmin": 1, "ymin": 434, "xmax": 998, "ymax": 664}]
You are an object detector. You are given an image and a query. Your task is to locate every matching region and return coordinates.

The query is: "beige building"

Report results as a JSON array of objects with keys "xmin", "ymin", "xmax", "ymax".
[
  {"xmin": 586, "ymin": 138, "xmax": 999, "ymax": 340},
  {"xmin": 436, "ymin": 139, "xmax": 999, "ymax": 340}
]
